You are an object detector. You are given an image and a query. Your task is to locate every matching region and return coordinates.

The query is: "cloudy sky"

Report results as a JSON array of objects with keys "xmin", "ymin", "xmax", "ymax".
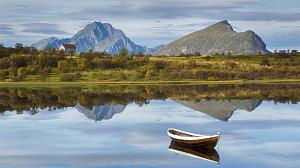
[{"xmin": 0, "ymin": 0, "xmax": 299, "ymax": 50}]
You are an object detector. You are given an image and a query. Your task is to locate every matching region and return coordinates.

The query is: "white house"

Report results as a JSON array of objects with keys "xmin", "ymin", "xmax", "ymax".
[{"xmin": 58, "ymin": 44, "xmax": 76, "ymax": 53}]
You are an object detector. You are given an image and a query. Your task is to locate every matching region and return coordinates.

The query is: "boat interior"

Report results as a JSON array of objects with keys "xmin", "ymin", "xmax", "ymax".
[{"xmin": 169, "ymin": 129, "xmax": 201, "ymax": 137}]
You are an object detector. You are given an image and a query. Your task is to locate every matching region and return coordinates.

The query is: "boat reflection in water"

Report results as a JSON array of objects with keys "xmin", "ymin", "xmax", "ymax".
[{"xmin": 168, "ymin": 141, "xmax": 220, "ymax": 164}]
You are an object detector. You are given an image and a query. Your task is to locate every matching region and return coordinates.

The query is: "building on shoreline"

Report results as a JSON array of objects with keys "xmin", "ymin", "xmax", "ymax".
[{"xmin": 58, "ymin": 44, "xmax": 76, "ymax": 53}]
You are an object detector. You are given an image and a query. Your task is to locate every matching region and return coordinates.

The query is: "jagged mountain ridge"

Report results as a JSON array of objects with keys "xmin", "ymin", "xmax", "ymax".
[
  {"xmin": 155, "ymin": 20, "xmax": 270, "ymax": 56},
  {"xmin": 32, "ymin": 22, "xmax": 145, "ymax": 54}
]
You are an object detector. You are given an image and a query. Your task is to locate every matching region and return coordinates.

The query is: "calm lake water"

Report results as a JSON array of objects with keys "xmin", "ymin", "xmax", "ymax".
[{"xmin": 0, "ymin": 84, "xmax": 299, "ymax": 168}]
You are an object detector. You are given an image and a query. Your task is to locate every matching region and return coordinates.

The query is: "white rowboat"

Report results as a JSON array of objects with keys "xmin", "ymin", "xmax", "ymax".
[{"xmin": 167, "ymin": 128, "xmax": 219, "ymax": 148}]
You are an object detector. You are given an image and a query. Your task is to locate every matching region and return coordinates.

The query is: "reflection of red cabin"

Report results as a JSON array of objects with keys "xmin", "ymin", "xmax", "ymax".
[{"xmin": 58, "ymin": 44, "xmax": 76, "ymax": 52}]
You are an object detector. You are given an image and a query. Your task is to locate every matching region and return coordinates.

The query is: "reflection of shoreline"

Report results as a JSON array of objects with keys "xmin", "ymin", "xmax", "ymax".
[
  {"xmin": 175, "ymin": 99, "xmax": 262, "ymax": 121},
  {"xmin": 168, "ymin": 140, "xmax": 220, "ymax": 164},
  {"xmin": 0, "ymin": 84, "xmax": 299, "ymax": 114},
  {"xmin": 75, "ymin": 104, "xmax": 126, "ymax": 121}
]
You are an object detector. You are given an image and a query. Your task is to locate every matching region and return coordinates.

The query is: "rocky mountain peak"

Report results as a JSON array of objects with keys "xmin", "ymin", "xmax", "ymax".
[
  {"xmin": 205, "ymin": 20, "xmax": 234, "ymax": 32},
  {"xmin": 71, "ymin": 22, "xmax": 116, "ymax": 41}
]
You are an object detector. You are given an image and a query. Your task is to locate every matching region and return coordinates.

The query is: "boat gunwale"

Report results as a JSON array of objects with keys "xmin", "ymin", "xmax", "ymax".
[{"xmin": 167, "ymin": 128, "xmax": 219, "ymax": 141}]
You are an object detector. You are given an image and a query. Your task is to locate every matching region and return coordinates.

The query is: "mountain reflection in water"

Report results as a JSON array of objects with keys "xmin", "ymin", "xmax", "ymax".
[
  {"xmin": 0, "ymin": 84, "xmax": 299, "ymax": 121},
  {"xmin": 75, "ymin": 104, "xmax": 126, "ymax": 121},
  {"xmin": 175, "ymin": 99, "xmax": 262, "ymax": 121},
  {"xmin": 73, "ymin": 99, "xmax": 262, "ymax": 122}
]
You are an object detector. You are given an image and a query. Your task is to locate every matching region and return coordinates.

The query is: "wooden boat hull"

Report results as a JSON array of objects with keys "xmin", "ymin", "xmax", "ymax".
[
  {"xmin": 169, "ymin": 141, "xmax": 220, "ymax": 164},
  {"xmin": 167, "ymin": 128, "xmax": 219, "ymax": 148}
]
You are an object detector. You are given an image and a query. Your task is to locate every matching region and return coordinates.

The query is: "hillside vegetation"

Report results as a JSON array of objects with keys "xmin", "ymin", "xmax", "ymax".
[{"xmin": 0, "ymin": 44, "xmax": 299, "ymax": 82}]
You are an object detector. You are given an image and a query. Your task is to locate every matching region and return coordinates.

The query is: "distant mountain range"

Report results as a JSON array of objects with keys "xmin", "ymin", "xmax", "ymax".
[
  {"xmin": 175, "ymin": 99, "xmax": 262, "ymax": 121},
  {"xmin": 155, "ymin": 20, "xmax": 270, "ymax": 55},
  {"xmin": 33, "ymin": 20, "xmax": 269, "ymax": 55},
  {"xmin": 32, "ymin": 22, "xmax": 146, "ymax": 54}
]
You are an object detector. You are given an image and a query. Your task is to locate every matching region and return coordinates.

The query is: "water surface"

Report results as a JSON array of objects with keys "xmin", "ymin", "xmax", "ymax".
[{"xmin": 0, "ymin": 84, "xmax": 299, "ymax": 168}]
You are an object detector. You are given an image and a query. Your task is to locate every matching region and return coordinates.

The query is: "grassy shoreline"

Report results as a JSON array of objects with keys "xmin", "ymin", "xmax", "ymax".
[
  {"xmin": 1, "ymin": 49, "xmax": 300, "ymax": 83},
  {"xmin": 0, "ymin": 79, "xmax": 299, "ymax": 87}
]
